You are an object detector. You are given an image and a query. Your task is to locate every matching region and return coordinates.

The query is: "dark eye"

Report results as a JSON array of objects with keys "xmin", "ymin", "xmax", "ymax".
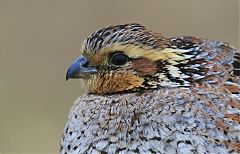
[{"xmin": 110, "ymin": 53, "xmax": 129, "ymax": 66}]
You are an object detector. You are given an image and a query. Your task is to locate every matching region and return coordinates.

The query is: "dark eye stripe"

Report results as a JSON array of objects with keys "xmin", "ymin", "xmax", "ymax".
[{"xmin": 110, "ymin": 53, "xmax": 129, "ymax": 66}]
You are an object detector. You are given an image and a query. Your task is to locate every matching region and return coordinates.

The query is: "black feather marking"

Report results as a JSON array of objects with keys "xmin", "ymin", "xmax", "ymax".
[{"xmin": 233, "ymin": 53, "xmax": 240, "ymax": 76}]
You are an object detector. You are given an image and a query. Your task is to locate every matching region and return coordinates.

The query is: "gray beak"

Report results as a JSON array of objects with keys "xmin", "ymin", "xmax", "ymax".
[{"xmin": 66, "ymin": 56, "xmax": 97, "ymax": 81}]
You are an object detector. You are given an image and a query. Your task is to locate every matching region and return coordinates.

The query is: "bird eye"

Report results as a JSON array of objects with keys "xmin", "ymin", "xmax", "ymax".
[{"xmin": 110, "ymin": 53, "xmax": 129, "ymax": 66}]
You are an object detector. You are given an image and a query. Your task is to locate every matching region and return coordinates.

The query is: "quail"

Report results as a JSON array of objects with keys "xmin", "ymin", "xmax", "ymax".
[{"xmin": 61, "ymin": 23, "xmax": 240, "ymax": 153}]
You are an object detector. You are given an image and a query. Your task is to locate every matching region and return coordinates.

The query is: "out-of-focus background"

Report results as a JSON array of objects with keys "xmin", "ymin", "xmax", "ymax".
[{"xmin": 0, "ymin": 0, "xmax": 239, "ymax": 153}]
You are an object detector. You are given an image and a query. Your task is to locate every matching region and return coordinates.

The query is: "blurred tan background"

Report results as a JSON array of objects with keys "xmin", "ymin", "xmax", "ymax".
[{"xmin": 0, "ymin": 0, "xmax": 239, "ymax": 153}]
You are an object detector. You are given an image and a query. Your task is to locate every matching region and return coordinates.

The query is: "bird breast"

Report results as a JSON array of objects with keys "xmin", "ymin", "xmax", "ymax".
[{"xmin": 61, "ymin": 86, "xmax": 239, "ymax": 153}]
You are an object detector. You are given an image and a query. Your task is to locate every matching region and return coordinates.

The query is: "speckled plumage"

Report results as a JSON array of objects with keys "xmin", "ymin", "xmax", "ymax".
[{"xmin": 62, "ymin": 24, "xmax": 240, "ymax": 153}]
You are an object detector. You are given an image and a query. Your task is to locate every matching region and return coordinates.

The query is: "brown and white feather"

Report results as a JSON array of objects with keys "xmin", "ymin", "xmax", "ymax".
[{"xmin": 61, "ymin": 24, "xmax": 240, "ymax": 153}]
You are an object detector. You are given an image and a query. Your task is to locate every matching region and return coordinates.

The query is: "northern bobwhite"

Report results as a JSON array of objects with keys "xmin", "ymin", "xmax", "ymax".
[{"xmin": 61, "ymin": 24, "xmax": 240, "ymax": 153}]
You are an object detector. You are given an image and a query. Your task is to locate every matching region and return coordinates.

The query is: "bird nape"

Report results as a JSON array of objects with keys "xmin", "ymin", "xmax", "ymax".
[{"xmin": 62, "ymin": 23, "xmax": 240, "ymax": 153}]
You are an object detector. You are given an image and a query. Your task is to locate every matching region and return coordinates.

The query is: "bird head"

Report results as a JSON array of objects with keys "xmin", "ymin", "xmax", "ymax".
[{"xmin": 66, "ymin": 24, "xmax": 207, "ymax": 94}]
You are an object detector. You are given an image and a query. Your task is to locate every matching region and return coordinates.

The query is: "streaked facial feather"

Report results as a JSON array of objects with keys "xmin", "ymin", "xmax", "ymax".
[{"xmin": 77, "ymin": 24, "xmax": 238, "ymax": 94}]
